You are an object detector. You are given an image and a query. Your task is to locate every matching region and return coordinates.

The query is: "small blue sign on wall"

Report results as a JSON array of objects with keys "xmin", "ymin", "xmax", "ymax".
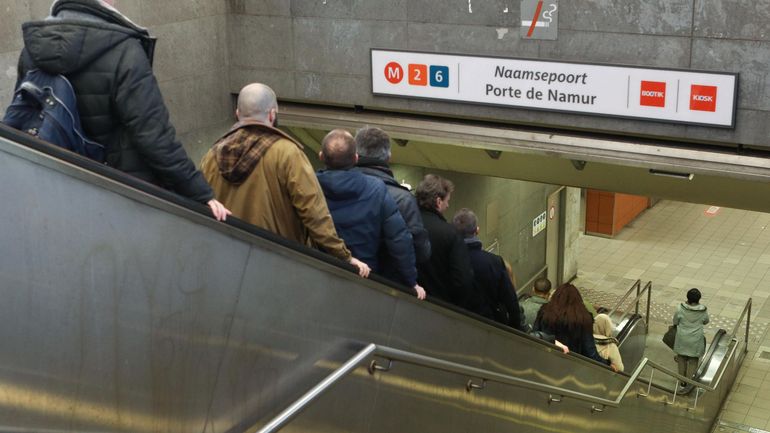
[{"xmin": 429, "ymin": 65, "xmax": 449, "ymax": 88}]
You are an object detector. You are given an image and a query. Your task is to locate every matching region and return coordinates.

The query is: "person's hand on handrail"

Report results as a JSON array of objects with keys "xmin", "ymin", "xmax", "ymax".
[
  {"xmin": 349, "ymin": 257, "xmax": 371, "ymax": 278},
  {"xmin": 207, "ymin": 199, "xmax": 232, "ymax": 221}
]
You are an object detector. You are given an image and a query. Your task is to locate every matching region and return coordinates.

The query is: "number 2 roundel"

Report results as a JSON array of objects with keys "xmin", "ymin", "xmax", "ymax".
[{"xmin": 384, "ymin": 62, "xmax": 404, "ymax": 84}]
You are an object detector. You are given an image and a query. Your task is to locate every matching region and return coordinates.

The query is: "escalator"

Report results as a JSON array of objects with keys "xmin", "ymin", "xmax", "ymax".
[{"xmin": 0, "ymin": 124, "xmax": 748, "ymax": 433}]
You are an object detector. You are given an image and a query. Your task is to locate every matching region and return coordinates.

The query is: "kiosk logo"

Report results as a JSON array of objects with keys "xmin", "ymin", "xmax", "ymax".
[
  {"xmin": 690, "ymin": 85, "xmax": 717, "ymax": 112},
  {"xmin": 640, "ymin": 81, "xmax": 666, "ymax": 107}
]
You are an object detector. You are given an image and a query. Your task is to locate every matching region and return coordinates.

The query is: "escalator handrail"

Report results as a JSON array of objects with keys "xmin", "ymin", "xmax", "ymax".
[
  {"xmin": 615, "ymin": 313, "xmax": 642, "ymax": 344},
  {"xmin": 254, "ymin": 339, "xmax": 742, "ymax": 433},
  {"xmin": 0, "ymin": 122, "xmax": 594, "ymax": 362}
]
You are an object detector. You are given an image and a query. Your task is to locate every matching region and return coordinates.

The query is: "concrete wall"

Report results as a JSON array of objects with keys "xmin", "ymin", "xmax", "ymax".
[
  {"xmin": 0, "ymin": 0, "xmax": 233, "ymax": 163},
  {"xmin": 227, "ymin": 0, "xmax": 770, "ymax": 150}
]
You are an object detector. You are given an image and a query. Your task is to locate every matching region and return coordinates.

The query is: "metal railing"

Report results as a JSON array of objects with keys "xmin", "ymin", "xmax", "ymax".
[
  {"xmin": 608, "ymin": 280, "xmax": 652, "ymax": 334},
  {"xmin": 254, "ymin": 296, "xmax": 751, "ymax": 433}
]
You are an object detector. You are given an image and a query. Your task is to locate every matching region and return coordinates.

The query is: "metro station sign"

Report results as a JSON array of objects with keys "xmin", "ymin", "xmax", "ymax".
[{"xmin": 371, "ymin": 49, "xmax": 739, "ymax": 128}]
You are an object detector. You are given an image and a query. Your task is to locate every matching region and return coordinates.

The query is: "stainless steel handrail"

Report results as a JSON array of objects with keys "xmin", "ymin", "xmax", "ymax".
[
  {"xmin": 255, "ymin": 297, "xmax": 753, "ymax": 432},
  {"xmin": 254, "ymin": 333, "xmax": 746, "ymax": 433},
  {"xmin": 608, "ymin": 280, "xmax": 652, "ymax": 334},
  {"xmin": 728, "ymin": 298, "xmax": 752, "ymax": 352},
  {"xmin": 607, "ymin": 279, "xmax": 641, "ymax": 317},
  {"xmin": 256, "ymin": 344, "xmax": 378, "ymax": 433}
]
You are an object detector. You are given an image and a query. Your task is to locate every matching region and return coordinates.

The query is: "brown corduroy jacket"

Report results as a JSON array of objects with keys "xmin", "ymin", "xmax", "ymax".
[{"xmin": 201, "ymin": 120, "xmax": 351, "ymax": 261}]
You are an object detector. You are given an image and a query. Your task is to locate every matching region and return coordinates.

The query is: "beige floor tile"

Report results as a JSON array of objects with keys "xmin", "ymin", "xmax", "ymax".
[
  {"xmin": 725, "ymin": 401, "xmax": 751, "ymax": 414},
  {"xmin": 744, "ymin": 415, "xmax": 768, "ymax": 428},
  {"xmin": 721, "ymin": 410, "xmax": 746, "ymax": 423},
  {"xmin": 746, "ymin": 407, "xmax": 770, "ymax": 421}
]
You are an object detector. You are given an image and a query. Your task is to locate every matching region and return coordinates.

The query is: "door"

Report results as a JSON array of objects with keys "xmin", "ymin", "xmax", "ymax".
[{"xmin": 546, "ymin": 187, "xmax": 564, "ymax": 286}]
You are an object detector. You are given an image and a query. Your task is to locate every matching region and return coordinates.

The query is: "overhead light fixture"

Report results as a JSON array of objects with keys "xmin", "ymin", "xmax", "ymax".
[
  {"xmin": 649, "ymin": 169, "xmax": 694, "ymax": 180},
  {"xmin": 571, "ymin": 160, "xmax": 587, "ymax": 171},
  {"xmin": 485, "ymin": 150, "xmax": 502, "ymax": 160}
]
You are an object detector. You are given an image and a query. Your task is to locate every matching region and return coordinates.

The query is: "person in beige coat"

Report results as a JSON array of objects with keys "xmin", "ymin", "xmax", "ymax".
[
  {"xmin": 593, "ymin": 313, "xmax": 624, "ymax": 372},
  {"xmin": 200, "ymin": 83, "xmax": 369, "ymax": 277}
]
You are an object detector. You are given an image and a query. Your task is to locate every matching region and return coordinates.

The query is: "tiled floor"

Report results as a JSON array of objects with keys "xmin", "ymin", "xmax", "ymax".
[{"xmin": 572, "ymin": 200, "xmax": 770, "ymax": 432}]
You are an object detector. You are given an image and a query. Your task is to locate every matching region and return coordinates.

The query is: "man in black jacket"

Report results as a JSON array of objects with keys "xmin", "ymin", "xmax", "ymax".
[
  {"xmin": 453, "ymin": 208, "xmax": 523, "ymax": 330},
  {"xmin": 415, "ymin": 174, "xmax": 478, "ymax": 310},
  {"xmin": 353, "ymin": 127, "xmax": 431, "ymax": 277},
  {"xmin": 16, "ymin": 0, "xmax": 229, "ymax": 220}
]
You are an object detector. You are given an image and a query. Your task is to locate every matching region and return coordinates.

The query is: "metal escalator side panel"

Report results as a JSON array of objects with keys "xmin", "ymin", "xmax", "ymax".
[{"xmin": 0, "ymin": 129, "xmax": 727, "ymax": 433}]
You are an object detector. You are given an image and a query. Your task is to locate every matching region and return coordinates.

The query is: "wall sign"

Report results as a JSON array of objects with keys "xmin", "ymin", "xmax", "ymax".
[
  {"xmin": 532, "ymin": 211, "xmax": 547, "ymax": 237},
  {"xmin": 521, "ymin": 0, "xmax": 558, "ymax": 40},
  {"xmin": 371, "ymin": 49, "xmax": 739, "ymax": 128}
]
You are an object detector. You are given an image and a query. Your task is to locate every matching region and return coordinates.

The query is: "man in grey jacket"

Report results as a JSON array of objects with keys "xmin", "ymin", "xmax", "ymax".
[
  {"xmin": 16, "ymin": 0, "xmax": 229, "ymax": 220},
  {"xmin": 354, "ymin": 127, "xmax": 431, "ymax": 279},
  {"xmin": 521, "ymin": 277, "xmax": 551, "ymax": 329}
]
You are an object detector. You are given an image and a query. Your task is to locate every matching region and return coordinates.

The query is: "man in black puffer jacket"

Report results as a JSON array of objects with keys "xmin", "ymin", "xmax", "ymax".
[{"xmin": 16, "ymin": 0, "xmax": 229, "ymax": 220}]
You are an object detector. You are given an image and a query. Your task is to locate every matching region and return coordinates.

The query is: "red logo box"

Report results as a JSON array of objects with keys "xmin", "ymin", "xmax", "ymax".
[
  {"xmin": 384, "ymin": 62, "xmax": 404, "ymax": 84},
  {"xmin": 408, "ymin": 64, "xmax": 428, "ymax": 86},
  {"xmin": 640, "ymin": 81, "xmax": 666, "ymax": 107},
  {"xmin": 690, "ymin": 85, "xmax": 717, "ymax": 112}
]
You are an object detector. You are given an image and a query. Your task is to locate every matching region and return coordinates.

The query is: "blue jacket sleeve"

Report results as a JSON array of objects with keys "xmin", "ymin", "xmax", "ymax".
[{"xmin": 381, "ymin": 192, "xmax": 417, "ymax": 287}]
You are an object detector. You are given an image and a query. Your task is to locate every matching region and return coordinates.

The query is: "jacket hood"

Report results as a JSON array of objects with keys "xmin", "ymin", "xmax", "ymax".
[
  {"xmin": 592, "ymin": 313, "xmax": 615, "ymax": 338},
  {"xmin": 22, "ymin": 0, "xmax": 152, "ymax": 75},
  {"xmin": 679, "ymin": 302, "xmax": 708, "ymax": 320},
  {"xmin": 213, "ymin": 120, "xmax": 300, "ymax": 185},
  {"xmin": 353, "ymin": 164, "xmax": 405, "ymax": 190},
  {"xmin": 316, "ymin": 169, "xmax": 371, "ymax": 202}
]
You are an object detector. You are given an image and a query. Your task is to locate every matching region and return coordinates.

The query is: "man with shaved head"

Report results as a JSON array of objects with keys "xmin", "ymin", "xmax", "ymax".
[
  {"xmin": 15, "ymin": 0, "xmax": 229, "ymax": 220},
  {"xmin": 201, "ymin": 84, "xmax": 370, "ymax": 278},
  {"xmin": 316, "ymin": 129, "xmax": 425, "ymax": 299}
]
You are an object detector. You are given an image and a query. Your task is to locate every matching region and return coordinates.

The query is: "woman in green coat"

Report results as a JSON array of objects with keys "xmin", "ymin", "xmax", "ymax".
[{"xmin": 673, "ymin": 288, "xmax": 709, "ymax": 385}]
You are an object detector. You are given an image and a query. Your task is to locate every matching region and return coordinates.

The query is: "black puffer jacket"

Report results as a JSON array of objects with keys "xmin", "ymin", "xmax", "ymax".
[{"xmin": 17, "ymin": 0, "xmax": 213, "ymax": 202}]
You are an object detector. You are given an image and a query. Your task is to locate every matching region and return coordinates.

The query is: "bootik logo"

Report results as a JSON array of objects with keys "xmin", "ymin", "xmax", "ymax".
[
  {"xmin": 640, "ymin": 81, "xmax": 666, "ymax": 107},
  {"xmin": 690, "ymin": 85, "xmax": 717, "ymax": 112}
]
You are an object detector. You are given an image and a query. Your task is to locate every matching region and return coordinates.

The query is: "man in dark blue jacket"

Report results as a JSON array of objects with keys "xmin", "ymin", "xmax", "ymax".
[
  {"xmin": 15, "ymin": 0, "xmax": 229, "ymax": 220},
  {"xmin": 353, "ymin": 127, "xmax": 431, "ymax": 277},
  {"xmin": 453, "ymin": 208, "xmax": 523, "ymax": 330},
  {"xmin": 317, "ymin": 129, "xmax": 425, "ymax": 299}
]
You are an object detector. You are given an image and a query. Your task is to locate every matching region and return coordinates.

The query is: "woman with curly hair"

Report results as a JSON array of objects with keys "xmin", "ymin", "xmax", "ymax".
[{"xmin": 534, "ymin": 283, "xmax": 612, "ymax": 367}]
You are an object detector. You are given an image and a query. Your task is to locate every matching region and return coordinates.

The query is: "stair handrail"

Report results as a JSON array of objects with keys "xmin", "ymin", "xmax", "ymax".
[
  {"xmin": 608, "ymin": 280, "xmax": 652, "ymax": 332},
  {"xmin": 253, "ymin": 330, "xmax": 745, "ymax": 433},
  {"xmin": 728, "ymin": 297, "xmax": 752, "ymax": 351}
]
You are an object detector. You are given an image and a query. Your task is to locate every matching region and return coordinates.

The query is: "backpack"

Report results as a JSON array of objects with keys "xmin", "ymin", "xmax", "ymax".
[{"xmin": 3, "ymin": 69, "xmax": 105, "ymax": 162}]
